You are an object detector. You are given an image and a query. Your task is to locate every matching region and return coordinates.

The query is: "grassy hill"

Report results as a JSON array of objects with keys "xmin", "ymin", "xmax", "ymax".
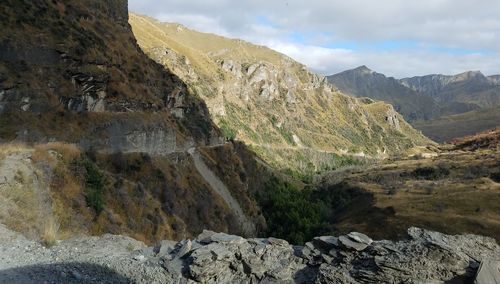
[
  {"xmin": 319, "ymin": 145, "xmax": 500, "ymax": 242},
  {"xmin": 129, "ymin": 13, "xmax": 431, "ymax": 174}
]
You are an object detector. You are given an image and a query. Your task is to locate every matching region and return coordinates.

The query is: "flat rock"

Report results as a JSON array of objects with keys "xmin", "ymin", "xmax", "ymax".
[
  {"xmin": 347, "ymin": 232, "xmax": 373, "ymax": 245},
  {"xmin": 313, "ymin": 236, "xmax": 339, "ymax": 249},
  {"xmin": 267, "ymin": 237, "xmax": 289, "ymax": 246},
  {"xmin": 210, "ymin": 232, "xmax": 246, "ymax": 244},
  {"xmin": 176, "ymin": 240, "xmax": 192, "ymax": 258},
  {"xmin": 155, "ymin": 240, "xmax": 177, "ymax": 256},
  {"xmin": 338, "ymin": 235, "xmax": 369, "ymax": 251},
  {"xmin": 196, "ymin": 230, "xmax": 217, "ymax": 244},
  {"xmin": 475, "ymin": 260, "xmax": 500, "ymax": 284}
]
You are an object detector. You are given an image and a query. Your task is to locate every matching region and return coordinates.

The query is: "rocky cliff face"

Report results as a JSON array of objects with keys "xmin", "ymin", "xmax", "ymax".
[
  {"xmin": 0, "ymin": 224, "xmax": 498, "ymax": 283},
  {"xmin": 130, "ymin": 15, "xmax": 431, "ymax": 173},
  {"xmin": 0, "ymin": 0, "xmax": 224, "ymax": 146},
  {"xmin": 0, "ymin": 0, "xmax": 269, "ymax": 243}
]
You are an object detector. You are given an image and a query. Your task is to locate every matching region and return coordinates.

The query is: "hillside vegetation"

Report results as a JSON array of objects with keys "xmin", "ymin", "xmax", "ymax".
[
  {"xmin": 129, "ymin": 14, "xmax": 431, "ymax": 174},
  {"xmin": 319, "ymin": 143, "xmax": 500, "ymax": 242}
]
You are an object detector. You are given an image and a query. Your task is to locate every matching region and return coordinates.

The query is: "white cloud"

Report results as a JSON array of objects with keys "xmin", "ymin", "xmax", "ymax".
[
  {"xmin": 266, "ymin": 42, "xmax": 358, "ymax": 74},
  {"xmin": 129, "ymin": 0, "xmax": 500, "ymax": 77}
]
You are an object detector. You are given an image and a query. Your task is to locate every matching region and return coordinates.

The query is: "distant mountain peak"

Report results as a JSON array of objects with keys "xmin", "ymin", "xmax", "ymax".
[
  {"xmin": 455, "ymin": 70, "xmax": 484, "ymax": 80},
  {"xmin": 354, "ymin": 65, "xmax": 374, "ymax": 73}
]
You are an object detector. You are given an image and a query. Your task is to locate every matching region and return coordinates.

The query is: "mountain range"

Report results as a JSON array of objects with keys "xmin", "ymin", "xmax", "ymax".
[{"xmin": 328, "ymin": 67, "xmax": 500, "ymax": 142}]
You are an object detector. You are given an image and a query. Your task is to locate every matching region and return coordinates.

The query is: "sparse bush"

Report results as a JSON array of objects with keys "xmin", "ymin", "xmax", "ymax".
[
  {"xmin": 412, "ymin": 166, "xmax": 450, "ymax": 180},
  {"xmin": 80, "ymin": 158, "xmax": 106, "ymax": 215},
  {"xmin": 219, "ymin": 119, "xmax": 237, "ymax": 141},
  {"xmin": 490, "ymin": 172, "xmax": 500, "ymax": 183},
  {"xmin": 42, "ymin": 217, "xmax": 60, "ymax": 247},
  {"xmin": 387, "ymin": 186, "xmax": 398, "ymax": 195},
  {"xmin": 14, "ymin": 170, "xmax": 25, "ymax": 183}
]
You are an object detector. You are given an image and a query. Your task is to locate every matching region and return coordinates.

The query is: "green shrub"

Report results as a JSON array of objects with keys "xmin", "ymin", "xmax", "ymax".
[
  {"xmin": 256, "ymin": 176, "xmax": 327, "ymax": 244},
  {"xmin": 283, "ymin": 168, "xmax": 314, "ymax": 184},
  {"xmin": 255, "ymin": 176, "xmax": 367, "ymax": 245},
  {"xmin": 219, "ymin": 119, "xmax": 237, "ymax": 140},
  {"xmin": 412, "ymin": 166, "xmax": 450, "ymax": 180},
  {"xmin": 274, "ymin": 126, "xmax": 296, "ymax": 146},
  {"xmin": 81, "ymin": 158, "xmax": 106, "ymax": 215}
]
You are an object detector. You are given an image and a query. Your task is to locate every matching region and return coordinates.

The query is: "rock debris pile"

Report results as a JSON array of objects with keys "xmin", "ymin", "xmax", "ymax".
[{"xmin": 0, "ymin": 225, "xmax": 498, "ymax": 283}]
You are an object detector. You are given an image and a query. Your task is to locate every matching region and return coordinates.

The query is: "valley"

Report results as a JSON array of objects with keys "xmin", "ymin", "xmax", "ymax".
[{"xmin": 0, "ymin": 0, "xmax": 499, "ymax": 283}]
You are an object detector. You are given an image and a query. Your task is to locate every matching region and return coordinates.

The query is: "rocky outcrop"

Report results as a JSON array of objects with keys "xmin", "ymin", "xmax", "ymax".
[{"xmin": 0, "ymin": 225, "xmax": 498, "ymax": 283}]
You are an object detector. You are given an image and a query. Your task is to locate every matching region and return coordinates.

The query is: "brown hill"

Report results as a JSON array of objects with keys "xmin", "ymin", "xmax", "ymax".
[{"xmin": 0, "ymin": 0, "xmax": 270, "ymax": 244}]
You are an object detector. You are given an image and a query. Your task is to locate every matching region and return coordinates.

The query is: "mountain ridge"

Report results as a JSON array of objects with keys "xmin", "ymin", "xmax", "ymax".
[
  {"xmin": 327, "ymin": 66, "xmax": 441, "ymax": 122},
  {"xmin": 130, "ymin": 13, "xmax": 432, "ymax": 173},
  {"xmin": 328, "ymin": 66, "xmax": 500, "ymax": 141}
]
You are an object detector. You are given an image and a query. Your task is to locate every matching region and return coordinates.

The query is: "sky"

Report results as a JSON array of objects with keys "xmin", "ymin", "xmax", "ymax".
[{"xmin": 129, "ymin": 0, "xmax": 500, "ymax": 78}]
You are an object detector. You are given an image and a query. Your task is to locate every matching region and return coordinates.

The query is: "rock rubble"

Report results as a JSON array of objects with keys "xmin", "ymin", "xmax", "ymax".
[{"xmin": 0, "ymin": 225, "xmax": 498, "ymax": 283}]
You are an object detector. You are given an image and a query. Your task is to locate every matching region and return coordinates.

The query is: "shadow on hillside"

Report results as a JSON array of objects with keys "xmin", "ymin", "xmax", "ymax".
[
  {"xmin": 323, "ymin": 182, "xmax": 400, "ymax": 240},
  {"xmin": 0, "ymin": 262, "xmax": 133, "ymax": 284}
]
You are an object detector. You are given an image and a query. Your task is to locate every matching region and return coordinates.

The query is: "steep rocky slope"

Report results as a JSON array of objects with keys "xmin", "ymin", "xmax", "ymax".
[
  {"xmin": 0, "ymin": 225, "xmax": 498, "ymax": 283},
  {"xmin": 0, "ymin": 0, "xmax": 272, "ymax": 243},
  {"xmin": 327, "ymin": 66, "xmax": 441, "ymax": 122},
  {"xmin": 129, "ymin": 14, "xmax": 431, "ymax": 173}
]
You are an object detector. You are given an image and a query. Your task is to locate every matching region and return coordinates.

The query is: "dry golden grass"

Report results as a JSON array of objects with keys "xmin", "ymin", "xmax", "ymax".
[
  {"xmin": 0, "ymin": 143, "xmax": 31, "ymax": 159},
  {"xmin": 327, "ymin": 148, "xmax": 500, "ymax": 241},
  {"xmin": 33, "ymin": 142, "xmax": 82, "ymax": 163},
  {"xmin": 0, "ymin": 185, "xmax": 39, "ymax": 237},
  {"xmin": 41, "ymin": 217, "xmax": 60, "ymax": 247}
]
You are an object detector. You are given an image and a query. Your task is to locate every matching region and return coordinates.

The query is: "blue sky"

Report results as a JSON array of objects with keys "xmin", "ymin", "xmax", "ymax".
[{"xmin": 129, "ymin": 0, "xmax": 500, "ymax": 77}]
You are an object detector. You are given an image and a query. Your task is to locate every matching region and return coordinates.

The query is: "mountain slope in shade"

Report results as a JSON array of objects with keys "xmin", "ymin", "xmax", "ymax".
[
  {"xmin": 329, "ymin": 66, "xmax": 500, "ymax": 141},
  {"xmin": 129, "ymin": 14, "xmax": 431, "ymax": 173},
  {"xmin": 412, "ymin": 107, "xmax": 500, "ymax": 142},
  {"xmin": 401, "ymin": 71, "xmax": 500, "ymax": 109},
  {"xmin": 327, "ymin": 66, "xmax": 441, "ymax": 122}
]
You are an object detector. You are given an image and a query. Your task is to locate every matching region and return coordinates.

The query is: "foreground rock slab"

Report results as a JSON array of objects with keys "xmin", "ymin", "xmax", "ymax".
[
  {"xmin": 475, "ymin": 260, "xmax": 500, "ymax": 284},
  {"xmin": 0, "ymin": 225, "xmax": 498, "ymax": 283}
]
